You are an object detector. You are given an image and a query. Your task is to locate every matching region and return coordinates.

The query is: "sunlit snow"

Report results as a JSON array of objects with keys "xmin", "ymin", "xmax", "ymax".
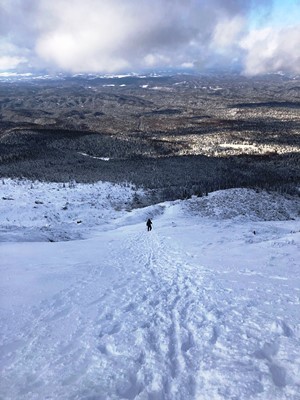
[{"xmin": 0, "ymin": 179, "xmax": 299, "ymax": 400}]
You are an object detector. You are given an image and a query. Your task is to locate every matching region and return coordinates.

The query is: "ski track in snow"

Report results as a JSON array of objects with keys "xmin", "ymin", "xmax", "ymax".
[{"xmin": 1, "ymin": 182, "xmax": 300, "ymax": 400}]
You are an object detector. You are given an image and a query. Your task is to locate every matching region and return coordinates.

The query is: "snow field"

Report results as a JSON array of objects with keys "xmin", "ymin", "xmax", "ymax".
[
  {"xmin": 0, "ymin": 180, "xmax": 300, "ymax": 399},
  {"xmin": 0, "ymin": 179, "xmax": 143, "ymax": 242}
]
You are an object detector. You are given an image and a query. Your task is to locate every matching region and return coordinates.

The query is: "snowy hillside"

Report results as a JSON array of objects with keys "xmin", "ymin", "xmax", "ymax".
[
  {"xmin": 0, "ymin": 179, "xmax": 300, "ymax": 400},
  {"xmin": 0, "ymin": 179, "xmax": 144, "ymax": 242}
]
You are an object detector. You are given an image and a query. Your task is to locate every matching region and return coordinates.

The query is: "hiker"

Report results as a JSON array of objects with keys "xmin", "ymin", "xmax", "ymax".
[{"xmin": 146, "ymin": 218, "xmax": 152, "ymax": 231}]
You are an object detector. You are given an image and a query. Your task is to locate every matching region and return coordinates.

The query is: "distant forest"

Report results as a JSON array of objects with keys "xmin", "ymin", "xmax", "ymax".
[{"xmin": 0, "ymin": 74, "xmax": 299, "ymax": 201}]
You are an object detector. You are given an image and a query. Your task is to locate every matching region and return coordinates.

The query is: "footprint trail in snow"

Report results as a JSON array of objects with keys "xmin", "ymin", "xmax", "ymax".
[{"xmin": 1, "ymin": 221, "xmax": 300, "ymax": 400}]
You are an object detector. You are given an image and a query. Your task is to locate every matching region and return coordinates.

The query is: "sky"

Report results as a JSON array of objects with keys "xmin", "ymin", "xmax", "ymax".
[{"xmin": 0, "ymin": 0, "xmax": 299, "ymax": 76}]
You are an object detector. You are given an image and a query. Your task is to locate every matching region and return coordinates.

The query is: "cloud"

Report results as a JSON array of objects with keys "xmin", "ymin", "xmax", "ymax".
[
  {"xmin": 34, "ymin": 0, "xmax": 208, "ymax": 72},
  {"xmin": 240, "ymin": 25, "xmax": 300, "ymax": 75},
  {"xmin": 0, "ymin": 39, "xmax": 28, "ymax": 70},
  {"xmin": 35, "ymin": 0, "xmax": 140, "ymax": 72},
  {"xmin": 0, "ymin": 0, "xmax": 299, "ymax": 75},
  {"xmin": 0, "ymin": 55, "xmax": 26, "ymax": 70},
  {"xmin": 212, "ymin": 16, "xmax": 246, "ymax": 49},
  {"xmin": 33, "ymin": 0, "xmax": 266, "ymax": 72}
]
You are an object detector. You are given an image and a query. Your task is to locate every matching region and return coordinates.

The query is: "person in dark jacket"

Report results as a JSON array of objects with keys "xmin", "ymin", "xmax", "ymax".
[{"xmin": 146, "ymin": 218, "xmax": 153, "ymax": 231}]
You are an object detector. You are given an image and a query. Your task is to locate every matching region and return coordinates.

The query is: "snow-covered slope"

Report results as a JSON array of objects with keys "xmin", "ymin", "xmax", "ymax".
[
  {"xmin": 0, "ymin": 179, "xmax": 144, "ymax": 242},
  {"xmin": 0, "ymin": 180, "xmax": 300, "ymax": 400}
]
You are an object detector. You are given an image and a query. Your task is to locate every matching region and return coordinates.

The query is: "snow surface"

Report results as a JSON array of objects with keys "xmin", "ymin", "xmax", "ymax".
[{"xmin": 0, "ymin": 179, "xmax": 300, "ymax": 400}]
